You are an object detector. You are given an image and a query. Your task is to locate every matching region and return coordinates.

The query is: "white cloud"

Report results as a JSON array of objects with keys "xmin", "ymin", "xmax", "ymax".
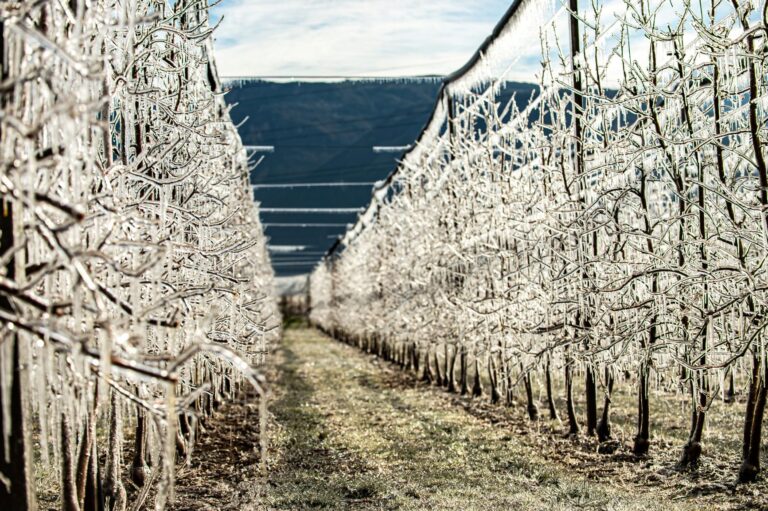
[
  {"xmin": 210, "ymin": 0, "xmax": 512, "ymax": 77},
  {"xmin": 209, "ymin": 1, "xmax": 690, "ymax": 87}
]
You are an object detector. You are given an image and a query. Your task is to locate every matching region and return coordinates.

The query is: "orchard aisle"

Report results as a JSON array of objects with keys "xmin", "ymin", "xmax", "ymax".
[{"xmin": 254, "ymin": 326, "xmax": 695, "ymax": 511}]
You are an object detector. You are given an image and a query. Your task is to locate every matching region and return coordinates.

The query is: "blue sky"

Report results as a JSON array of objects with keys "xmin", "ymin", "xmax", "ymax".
[{"xmin": 209, "ymin": 1, "xmax": 514, "ymax": 77}]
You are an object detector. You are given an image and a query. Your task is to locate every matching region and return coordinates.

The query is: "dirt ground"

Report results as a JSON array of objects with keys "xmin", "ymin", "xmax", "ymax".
[
  {"xmin": 171, "ymin": 325, "xmax": 767, "ymax": 510},
  {"xmin": 169, "ymin": 391, "xmax": 264, "ymax": 510}
]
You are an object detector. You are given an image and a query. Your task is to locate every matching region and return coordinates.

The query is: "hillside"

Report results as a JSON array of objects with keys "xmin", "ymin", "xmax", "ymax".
[{"xmin": 225, "ymin": 79, "xmax": 539, "ymax": 275}]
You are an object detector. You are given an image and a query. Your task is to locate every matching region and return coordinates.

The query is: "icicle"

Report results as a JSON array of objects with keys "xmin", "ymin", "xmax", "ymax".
[{"xmin": 1, "ymin": 337, "xmax": 11, "ymax": 464}]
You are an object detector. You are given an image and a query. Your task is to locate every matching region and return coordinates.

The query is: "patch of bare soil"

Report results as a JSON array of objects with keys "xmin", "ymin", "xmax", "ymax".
[{"xmin": 169, "ymin": 391, "xmax": 265, "ymax": 511}]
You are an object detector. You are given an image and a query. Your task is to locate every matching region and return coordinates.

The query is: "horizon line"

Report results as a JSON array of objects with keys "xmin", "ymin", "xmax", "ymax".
[{"xmin": 221, "ymin": 74, "xmax": 446, "ymax": 79}]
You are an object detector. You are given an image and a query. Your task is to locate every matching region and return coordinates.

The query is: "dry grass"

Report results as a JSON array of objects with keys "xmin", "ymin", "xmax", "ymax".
[
  {"xmin": 164, "ymin": 325, "xmax": 768, "ymax": 509},
  {"xmin": 169, "ymin": 393, "xmax": 264, "ymax": 510},
  {"xmin": 425, "ymin": 348, "xmax": 766, "ymax": 508},
  {"xmin": 167, "ymin": 326, "xmax": 765, "ymax": 510}
]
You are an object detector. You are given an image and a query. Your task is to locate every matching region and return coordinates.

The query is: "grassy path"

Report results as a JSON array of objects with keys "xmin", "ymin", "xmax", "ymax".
[{"xmin": 260, "ymin": 327, "xmax": 700, "ymax": 510}]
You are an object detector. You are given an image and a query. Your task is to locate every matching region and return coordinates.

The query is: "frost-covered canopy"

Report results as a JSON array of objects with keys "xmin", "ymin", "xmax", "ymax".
[
  {"xmin": 311, "ymin": 0, "xmax": 768, "ymax": 480},
  {"xmin": 0, "ymin": 0, "xmax": 279, "ymax": 508}
]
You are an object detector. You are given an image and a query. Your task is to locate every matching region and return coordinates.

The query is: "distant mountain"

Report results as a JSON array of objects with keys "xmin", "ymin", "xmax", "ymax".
[{"xmin": 225, "ymin": 79, "xmax": 538, "ymax": 276}]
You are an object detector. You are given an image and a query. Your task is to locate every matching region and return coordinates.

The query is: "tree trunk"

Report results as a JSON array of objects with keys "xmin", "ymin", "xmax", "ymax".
[
  {"xmin": 104, "ymin": 392, "xmax": 126, "ymax": 511},
  {"xmin": 740, "ymin": 354, "xmax": 767, "ymax": 483},
  {"xmin": 597, "ymin": 370, "xmax": 614, "ymax": 442},
  {"xmin": 459, "ymin": 347, "xmax": 469, "ymax": 396},
  {"xmin": 489, "ymin": 355, "xmax": 501, "ymax": 405},
  {"xmin": 742, "ymin": 353, "xmax": 759, "ymax": 460},
  {"xmin": 82, "ymin": 440, "xmax": 102, "ymax": 511},
  {"xmin": 505, "ymin": 360, "xmax": 515, "ymax": 406},
  {"xmin": 447, "ymin": 345, "xmax": 458, "ymax": 393},
  {"xmin": 62, "ymin": 414, "xmax": 80, "ymax": 511},
  {"xmin": 442, "ymin": 344, "xmax": 450, "ymax": 389},
  {"xmin": 524, "ymin": 371, "xmax": 539, "ymax": 421},
  {"xmin": 434, "ymin": 350, "xmax": 444, "ymax": 387},
  {"xmin": 131, "ymin": 411, "xmax": 149, "ymax": 487},
  {"xmin": 633, "ymin": 367, "xmax": 651, "ymax": 455},
  {"xmin": 421, "ymin": 348, "xmax": 433, "ymax": 383},
  {"xmin": 471, "ymin": 358, "xmax": 483, "ymax": 398},
  {"xmin": 724, "ymin": 367, "xmax": 735, "ymax": 403},
  {"xmin": 585, "ymin": 366, "xmax": 597, "ymax": 436},
  {"xmin": 76, "ymin": 384, "xmax": 99, "ymax": 506},
  {"xmin": 680, "ymin": 370, "xmax": 707, "ymax": 466},
  {"xmin": 0, "ymin": 334, "xmax": 37, "ymax": 510},
  {"xmin": 175, "ymin": 416, "xmax": 188, "ymax": 459},
  {"xmin": 564, "ymin": 354, "xmax": 579, "ymax": 436},
  {"xmin": 545, "ymin": 357, "xmax": 559, "ymax": 421}
]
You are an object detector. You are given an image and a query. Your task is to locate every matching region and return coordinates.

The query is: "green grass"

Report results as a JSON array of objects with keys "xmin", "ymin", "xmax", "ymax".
[{"xmin": 260, "ymin": 327, "xmax": 710, "ymax": 510}]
